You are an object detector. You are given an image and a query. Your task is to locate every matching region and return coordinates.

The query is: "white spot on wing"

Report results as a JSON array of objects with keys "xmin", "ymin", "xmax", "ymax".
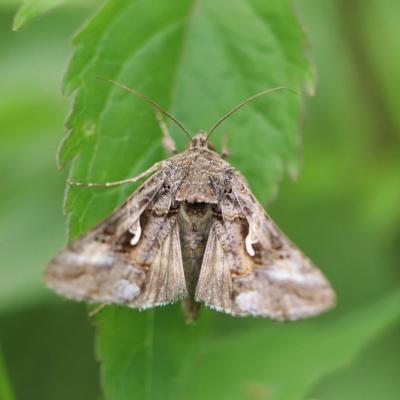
[
  {"xmin": 235, "ymin": 291, "xmax": 262, "ymax": 313},
  {"xmin": 129, "ymin": 220, "xmax": 142, "ymax": 245},
  {"xmin": 267, "ymin": 258, "xmax": 324, "ymax": 285},
  {"xmin": 114, "ymin": 279, "xmax": 140, "ymax": 302},
  {"xmin": 245, "ymin": 234, "xmax": 255, "ymax": 256},
  {"xmin": 64, "ymin": 242, "xmax": 114, "ymax": 267}
]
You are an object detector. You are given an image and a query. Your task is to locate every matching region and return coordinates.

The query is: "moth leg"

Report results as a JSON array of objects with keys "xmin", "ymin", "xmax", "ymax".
[
  {"xmin": 155, "ymin": 109, "xmax": 177, "ymax": 155},
  {"xmin": 67, "ymin": 160, "xmax": 163, "ymax": 187},
  {"xmin": 88, "ymin": 303, "xmax": 107, "ymax": 317},
  {"xmin": 221, "ymin": 133, "xmax": 230, "ymax": 159}
]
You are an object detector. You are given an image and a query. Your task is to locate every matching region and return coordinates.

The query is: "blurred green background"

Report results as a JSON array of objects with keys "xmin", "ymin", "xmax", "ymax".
[{"xmin": 0, "ymin": 1, "xmax": 399, "ymax": 399}]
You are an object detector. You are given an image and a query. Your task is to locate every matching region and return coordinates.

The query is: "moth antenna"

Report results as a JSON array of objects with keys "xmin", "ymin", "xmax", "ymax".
[
  {"xmin": 206, "ymin": 87, "xmax": 297, "ymax": 140},
  {"xmin": 98, "ymin": 77, "xmax": 192, "ymax": 140}
]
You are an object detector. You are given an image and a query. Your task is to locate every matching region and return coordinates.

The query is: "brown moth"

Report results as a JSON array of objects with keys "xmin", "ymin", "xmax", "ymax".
[{"xmin": 45, "ymin": 81, "xmax": 336, "ymax": 322}]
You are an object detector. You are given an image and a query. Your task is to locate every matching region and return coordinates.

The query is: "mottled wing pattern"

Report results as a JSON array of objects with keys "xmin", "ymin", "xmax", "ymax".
[
  {"xmin": 45, "ymin": 169, "xmax": 187, "ymax": 308},
  {"xmin": 195, "ymin": 222, "xmax": 233, "ymax": 311},
  {"xmin": 139, "ymin": 216, "xmax": 187, "ymax": 307},
  {"xmin": 196, "ymin": 173, "xmax": 336, "ymax": 320}
]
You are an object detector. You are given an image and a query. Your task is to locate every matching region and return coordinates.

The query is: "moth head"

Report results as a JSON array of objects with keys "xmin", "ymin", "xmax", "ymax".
[{"xmin": 190, "ymin": 131, "xmax": 215, "ymax": 151}]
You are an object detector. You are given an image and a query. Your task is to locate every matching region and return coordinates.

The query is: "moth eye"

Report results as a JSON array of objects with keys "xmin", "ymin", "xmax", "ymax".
[
  {"xmin": 163, "ymin": 182, "xmax": 171, "ymax": 190},
  {"xmin": 224, "ymin": 187, "xmax": 232, "ymax": 194}
]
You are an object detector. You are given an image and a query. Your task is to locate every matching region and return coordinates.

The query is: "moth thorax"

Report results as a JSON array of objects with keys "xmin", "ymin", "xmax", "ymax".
[{"xmin": 179, "ymin": 202, "xmax": 212, "ymax": 226}]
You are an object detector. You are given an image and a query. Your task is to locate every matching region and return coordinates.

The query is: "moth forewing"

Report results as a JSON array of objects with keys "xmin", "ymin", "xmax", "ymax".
[
  {"xmin": 195, "ymin": 221, "xmax": 234, "ymax": 313},
  {"xmin": 138, "ymin": 216, "xmax": 187, "ymax": 307},
  {"xmin": 44, "ymin": 167, "xmax": 184, "ymax": 307}
]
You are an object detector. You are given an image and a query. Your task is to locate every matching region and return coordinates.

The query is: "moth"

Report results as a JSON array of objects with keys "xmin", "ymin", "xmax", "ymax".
[{"xmin": 45, "ymin": 80, "xmax": 336, "ymax": 322}]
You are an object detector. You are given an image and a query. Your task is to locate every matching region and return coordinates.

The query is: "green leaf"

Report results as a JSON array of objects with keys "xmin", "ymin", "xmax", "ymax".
[
  {"xmin": 62, "ymin": 0, "xmax": 314, "ymax": 238},
  {"xmin": 62, "ymin": 1, "xmax": 318, "ymax": 399},
  {"xmin": 309, "ymin": 322, "xmax": 400, "ymax": 400},
  {"xmin": 0, "ymin": 347, "xmax": 15, "ymax": 400},
  {"xmin": 0, "ymin": 303, "xmax": 101, "ymax": 399},
  {"xmin": 12, "ymin": 0, "xmax": 94, "ymax": 30},
  {"xmin": 96, "ymin": 290, "xmax": 400, "ymax": 400},
  {"xmin": 13, "ymin": 0, "xmax": 65, "ymax": 30}
]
